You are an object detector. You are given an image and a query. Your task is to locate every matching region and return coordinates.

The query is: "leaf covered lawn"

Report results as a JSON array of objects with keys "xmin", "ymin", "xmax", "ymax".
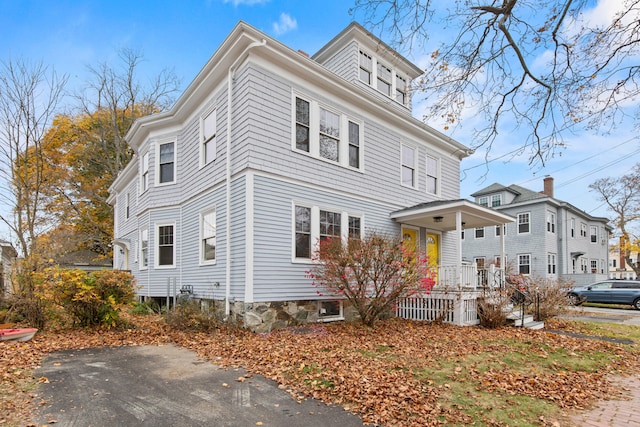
[{"xmin": 2, "ymin": 316, "xmax": 639, "ymax": 426}]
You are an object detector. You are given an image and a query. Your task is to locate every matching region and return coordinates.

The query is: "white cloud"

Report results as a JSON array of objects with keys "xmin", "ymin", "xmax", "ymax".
[
  {"xmin": 272, "ymin": 13, "xmax": 297, "ymax": 36},
  {"xmin": 222, "ymin": 0, "xmax": 269, "ymax": 6}
]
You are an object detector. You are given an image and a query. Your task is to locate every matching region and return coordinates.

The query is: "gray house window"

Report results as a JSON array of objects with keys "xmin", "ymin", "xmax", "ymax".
[
  {"xmin": 518, "ymin": 254, "xmax": 531, "ymax": 275},
  {"xmin": 348, "ymin": 216, "xmax": 361, "ymax": 239},
  {"xmin": 140, "ymin": 228, "xmax": 149, "ymax": 269},
  {"xmin": 202, "ymin": 108, "xmax": 217, "ymax": 165},
  {"xmin": 141, "ymin": 152, "xmax": 149, "ymax": 192},
  {"xmin": 547, "ymin": 212, "xmax": 555, "ymax": 233},
  {"xmin": 295, "ymin": 206, "xmax": 311, "ymax": 259},
  {"xmin": 401, "ymin": 144, "xmax": 416, "ymax": 188},
  {"xmin": 319, "ymin": 108, "xmax": 340, "ymax": 162},
  {"xmin": 518, "ymin": 213, "xmax": 530, "ymax": 234},
  {"xmin": 590, "ymin": 226, "xmax": 598, "ymax": 243},
  {"xmin": 201, "ymin": 209, "xmax": 216, "ymax": 263},
  {"xmin": 295, "ymin": 97, "xmax": 310, "ymax": 152},
  {"xmin": 376, "ymin": 62, "xmax": 392, "ymax": 95},
  {"xmin": 426, "ymin": 155, "xmax": 439, "ymax": 195},
  {"xmin": 158, "ymin": 225, "xmax": 174, "ymax": 266},
  {"xmin": 491, "ymin": 195, "xmax": 501, "ymax": 207},
  {"xmin": 159, "ymin": 142, "xmax": 175, "ymax": 184},
  {"xmin": 478, "ymin": 197, "xmax": 488, "ymax": 207},
  {"xmin": 548, "ymin": 253, "xmax": 556, "ymax": 274},
  {"xmin": 348, "ymin": 121, "xmax": 360, "ymax": 169},
  {"xmin": 571, "ymin": 218, "xmax": 575, "ymax": 238},
  {"xmin": 396, "ymin": 75, "xmax": 407, "ymax": 104},
  {"xmin": 320, "ymin": 210, "xmax": 341, "ymax": 244},
  {"xmin": 475, "ymin": 227, "xmax": 484, "ymax": 239},
  {"xmin": 359, "ymin": 51, "xmax": 372, "ymax": 84}
]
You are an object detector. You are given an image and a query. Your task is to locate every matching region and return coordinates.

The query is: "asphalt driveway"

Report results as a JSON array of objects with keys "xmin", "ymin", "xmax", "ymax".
[{"xmin": 34, "ymin": 344, "xmax": 365, "ymax": 426}]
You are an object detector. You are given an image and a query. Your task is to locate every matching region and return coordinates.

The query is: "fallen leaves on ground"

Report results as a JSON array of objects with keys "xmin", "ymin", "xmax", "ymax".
[{"xmin": 1, "ymin": 315, "xmax": 638, "ymax": 426}]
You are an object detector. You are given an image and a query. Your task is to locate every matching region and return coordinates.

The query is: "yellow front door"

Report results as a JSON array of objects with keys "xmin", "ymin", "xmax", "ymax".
[
  {"xmin": 402, "ymin": 227, "xmax": 419, "ymax": 258},
  {"xmin": 426, "ymin": 233, "xmax": 439, "ymax": 267}
]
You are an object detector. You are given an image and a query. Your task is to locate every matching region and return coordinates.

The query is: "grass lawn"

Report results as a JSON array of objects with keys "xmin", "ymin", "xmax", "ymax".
[{"xmin": 2, "ymin": 314, "xmax": 639, "ymax": 426}]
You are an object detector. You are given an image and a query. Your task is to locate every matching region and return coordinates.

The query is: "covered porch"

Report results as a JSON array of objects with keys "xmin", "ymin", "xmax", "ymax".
[{"xmin": 390, "ymin": 199, "xmax": 515, "ymax": 326}]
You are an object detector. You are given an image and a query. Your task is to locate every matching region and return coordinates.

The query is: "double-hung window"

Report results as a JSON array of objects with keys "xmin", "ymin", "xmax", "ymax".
[
  {"xmin": 518, "ymin": 213, "xmax": 530, "ymax": 234},
  {"xmin": 125, "ymin": 193, "xmax": 130, "ymax": 219},
  {"xmin": 478, "ymin": 197, "xmax": 488, "ymax": 207},
  {"xmin": 580, "ymin": 223, "xmax": 587, "ymax": 238},
  {"xmin": 157, "ymin": 224, "xmax": 175, "ymax": 267},
  {"xmin": 547, "ymin": 211, "xmax": 556, "ymax": 233},
  {"xmin": 376, "ymin": 62, "xmax": 392, "ymax": 95},
  {"xmin": 140, "ymin": 228, "xmax": 149, "ymax": 269},
  {"xmin": 295, "ymin": 206, "xmax": 312, "ymax": 259},
  {"xmin": 570, "ymin": 218, "xmax": 576, "ymax": 238},
  {"xmin": 293, "ymin": 204, "xmax": 362, "ymax": 261},
  {"xmin": 395, "ymin": 75, "xmax": 407, "ymax": 104},
  {"xmin": 141, "ymin": 152, "xmax": 149, "ymax": 192},
  {"xmin": 426, "ymin": 155, "xmax": 439, "ymax": 195},
  {"xmin": 401, "ymin": 144, "xmax": 416, "ymax": 188},
  {"xmin": 319, "ymin": 210, "xmax": 341, "ymax": 244},
  {"xmin": 293, "ymin": 95, "xmax": 362, "ymax": 170},
  {"xmin": 491, "ymin": 195, "xmax": 501, "ymax": 207},
  {"xmin": 295, "ymin": 98, "xmax": 310, "ymax": 152},
  {"xmin": 202, "ymin": 108, "xmax": 217, "ymax": 165},
  {"xmin": 590, "ymin": 226, "xmax": 598, "ymax": 243},
  {"xmin": 547, "ymin": 253, "xmax": 556, "ymax": 274},
  {"xmin": 518, "ymin": 254, "xmax": 531, "ymax": 275},
  {"xmin": 201, "ymin": 209, "xmax": 216, "ymax": 263},
  {"xmin": 319, "ymin": 108, "xmax": 340, "ymax": 162},
  {"xmin": 158, "ymin": 141, "xmax": 175, "ymax": 184},
  {"xmin": 359, "ymin": 51, "xmax": 372, "ymax": 84},
  {"xmin": 348, "ymin": 122, "xmax": 360, "ymax": 169}
]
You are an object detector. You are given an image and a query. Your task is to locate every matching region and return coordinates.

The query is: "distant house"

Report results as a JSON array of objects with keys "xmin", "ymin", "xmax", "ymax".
[
  {"xmin": 0, "ymin": 239, "xmax": 17, "ymax": 295},
  {"xmin": 463, "ymin": 177, "xmax": 612, "ymax": 286},
  {"xmin": 609, "ymin": 237, "xmax": 638, "ymax": 280},
  {"xmin": 108, "ymin": 21, "xmax": 513, "ymax": 331},
  {"xmin": 56, "ymin": 250, "xmax": 113, "ymax": 272}
]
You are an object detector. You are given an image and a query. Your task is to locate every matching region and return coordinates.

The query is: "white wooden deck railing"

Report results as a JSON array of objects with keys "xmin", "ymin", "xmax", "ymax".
[{"xmin": 395, "ymin": 265, "xmax": 504, "ymax": 326}]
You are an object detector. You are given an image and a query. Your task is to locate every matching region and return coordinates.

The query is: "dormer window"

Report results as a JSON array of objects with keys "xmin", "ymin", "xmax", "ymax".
[
  {"xmin": 478, "ymin": 196, "xmax": 488, "ymax": 207},
  {"xmin": 359, "ymin": 51, "xmax": 372, "ymax": 84},
  {"xmin": 396, "ymin": 75, "xmax": 407, "ymax": 104},
  {"xmin": 376, "ymin": 62, "xmax": 392, "ymax": 96}
]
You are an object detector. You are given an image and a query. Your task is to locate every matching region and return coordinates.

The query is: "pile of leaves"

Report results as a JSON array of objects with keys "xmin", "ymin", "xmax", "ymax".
[{"xmin": 2, "ymin": 315, "xmax": 639, "ymax": 426}]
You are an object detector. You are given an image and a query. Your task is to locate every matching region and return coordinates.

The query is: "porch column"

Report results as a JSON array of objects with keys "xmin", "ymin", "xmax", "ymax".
[
  {"xmin": 456, "ymin": 210, "xmax": 463, "ymax": 287},
  {"xmin": 500, "ymin": 223, "xmax": 506, "ymax": 288}
]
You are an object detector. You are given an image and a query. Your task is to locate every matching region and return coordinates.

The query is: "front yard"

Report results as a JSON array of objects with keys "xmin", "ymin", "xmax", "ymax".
[{"xmin": 2, "ymin": 314, "xmax": 639, "ymax": 426}]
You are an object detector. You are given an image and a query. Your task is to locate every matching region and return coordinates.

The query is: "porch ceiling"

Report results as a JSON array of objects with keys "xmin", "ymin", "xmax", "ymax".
[{"xmin": 390, "ymin": 199, "xmax": 515, "ymax": 232}]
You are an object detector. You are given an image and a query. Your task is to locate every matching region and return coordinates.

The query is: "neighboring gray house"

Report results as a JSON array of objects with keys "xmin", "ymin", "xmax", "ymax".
[
  {"xmin": 108, "ymin": 22, "xmax": 512, "ymax": 330},
  {"xmin": 0, "ymin": 239, "xmax": 17, "ymax": 295},
  {"xmin": 462, "ymin": 177, "xmax": 612, "ymax": 286}
]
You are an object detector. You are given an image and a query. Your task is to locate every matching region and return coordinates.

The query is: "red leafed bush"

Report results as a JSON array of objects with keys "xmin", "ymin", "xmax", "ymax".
[{"xmin": 307, "ymin": 231, "xmax": 435, "ymax": 326}]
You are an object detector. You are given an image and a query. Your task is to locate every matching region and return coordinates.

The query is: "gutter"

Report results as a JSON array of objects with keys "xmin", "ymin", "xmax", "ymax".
[{"xmin": 225, "ymin": 37, "xmax": 267, "ymax": 317}]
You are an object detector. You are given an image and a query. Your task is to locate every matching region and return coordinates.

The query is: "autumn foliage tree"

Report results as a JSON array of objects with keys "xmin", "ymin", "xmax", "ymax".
[
  {"xmin": 590, "ymin": 163, "xmax": 640, "ymax": 277},
  {"xmin": 307, "ymin": 232, "xmax": 435, "ymax": 326}
]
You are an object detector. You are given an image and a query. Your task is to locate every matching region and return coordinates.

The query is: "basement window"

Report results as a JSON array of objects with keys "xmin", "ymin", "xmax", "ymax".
[{"xmin": 318, "ymin": 300, "xmax": 343, "ymax": 322}]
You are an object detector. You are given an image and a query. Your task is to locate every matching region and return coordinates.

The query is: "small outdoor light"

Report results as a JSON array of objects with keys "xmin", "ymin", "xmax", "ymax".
[{"xmin": 433, "ymin": 216, "xmax": 443, "ymax": 223}]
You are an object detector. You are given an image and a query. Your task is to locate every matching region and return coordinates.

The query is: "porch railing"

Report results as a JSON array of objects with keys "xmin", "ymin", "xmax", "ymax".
[
  {"xmin": 396, "ymin": 290, "xmax": 480, "ymax": 326},
  {"xmin": 433, "ymin": 264, "xmax": 504, "ymax": 290}
]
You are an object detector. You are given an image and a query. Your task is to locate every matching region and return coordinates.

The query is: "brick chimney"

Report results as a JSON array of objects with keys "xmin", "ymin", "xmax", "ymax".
[{"xmin": 542, "ymin": 176, "xmax": 554, "ymax": 198}]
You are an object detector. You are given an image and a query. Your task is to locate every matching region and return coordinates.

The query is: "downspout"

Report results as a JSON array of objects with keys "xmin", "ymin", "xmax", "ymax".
[{"xmin": 225, "ymin": 38, "xmax": 267, "ymax": 317}]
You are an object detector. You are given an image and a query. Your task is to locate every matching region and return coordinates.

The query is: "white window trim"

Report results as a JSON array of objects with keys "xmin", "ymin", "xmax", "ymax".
[
  {"xmin": 478, "ymin": 196, "xmax": 488, "ymax": 207},
  {"xmin": 547, "ymin": 211, "xmax": 556, "ymax": 234},
  {"xmin": 200, "ymin": 106, "xmax": 217, "ymax": 168},
  {"xmin": 358, "ymin": 48, "xmax": 409, "ymax": 107},
  {"xmin": 291, "ymin": 202, "xmax": 364, "ymax": 263},
  {"xmin": 517, "ymin": 212, "xmax": 531, "ymax": 235},
  {"xmin": 518, "ymin": 253, "xmax": 531, "ymax": 275},
  {"xmin": 155, "ymin": 221, "xmax": 176, "ymax": 269},
  {"xmin": 400, "ymin": 143, "xmax": 418, "ymax": 189},
  {"xmin": 140, "ymin": 151, "xmax": 149, "ymax": 194},
  {"xmin": 291, "ymin": 93, "xmax": 364, "ymax": 171},
  {"xmin": 590, "ymin": 225, "xmax": 598, "ymax": 243},
  {"xmin": 155, "ymin": 138, "xmax": 177, "ymax": 187},
  {"xmin": 491, "ymin": 194, "xmax": 501, "ymax": 207},
  {"xmin": 139, "ymin": 227, "xmax": 149, "ymax": 270},
  {"xmin": 426, "ymin": 154, "xmax": 440, "ymax": 195},
  {"xmin": 199, "ymin": 208, "xmax": 216, "ymax": 265}
]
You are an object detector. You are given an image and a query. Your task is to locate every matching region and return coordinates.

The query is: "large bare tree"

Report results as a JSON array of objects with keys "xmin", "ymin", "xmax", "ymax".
[
  {"xmin": 0, "ymin": 59, "xmax": 67, "ymax": 259},
  {"xmin": 352, "ymin": 0, "xmax": 640, "ymax": 165},
  {"xmin": 590, "ymin": 164, "xmax": 640, "ymax": 277}
]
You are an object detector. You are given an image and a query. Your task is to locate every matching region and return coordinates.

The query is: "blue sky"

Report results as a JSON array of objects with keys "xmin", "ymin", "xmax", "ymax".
[{"xmin": 0, "ymin": 0, "xmax": 637, "ymax": 241}]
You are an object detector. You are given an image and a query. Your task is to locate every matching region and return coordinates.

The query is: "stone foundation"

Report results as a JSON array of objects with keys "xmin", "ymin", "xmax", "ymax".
[{"xmin": 228, "ymin": 300, "xmax": 359, "ymax": 333}]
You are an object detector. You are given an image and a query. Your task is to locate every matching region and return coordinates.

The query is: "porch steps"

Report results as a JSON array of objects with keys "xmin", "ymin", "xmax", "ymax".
[{"xmin": 506, "ymin": 311, "xmax": 545, "ymax": 330}]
